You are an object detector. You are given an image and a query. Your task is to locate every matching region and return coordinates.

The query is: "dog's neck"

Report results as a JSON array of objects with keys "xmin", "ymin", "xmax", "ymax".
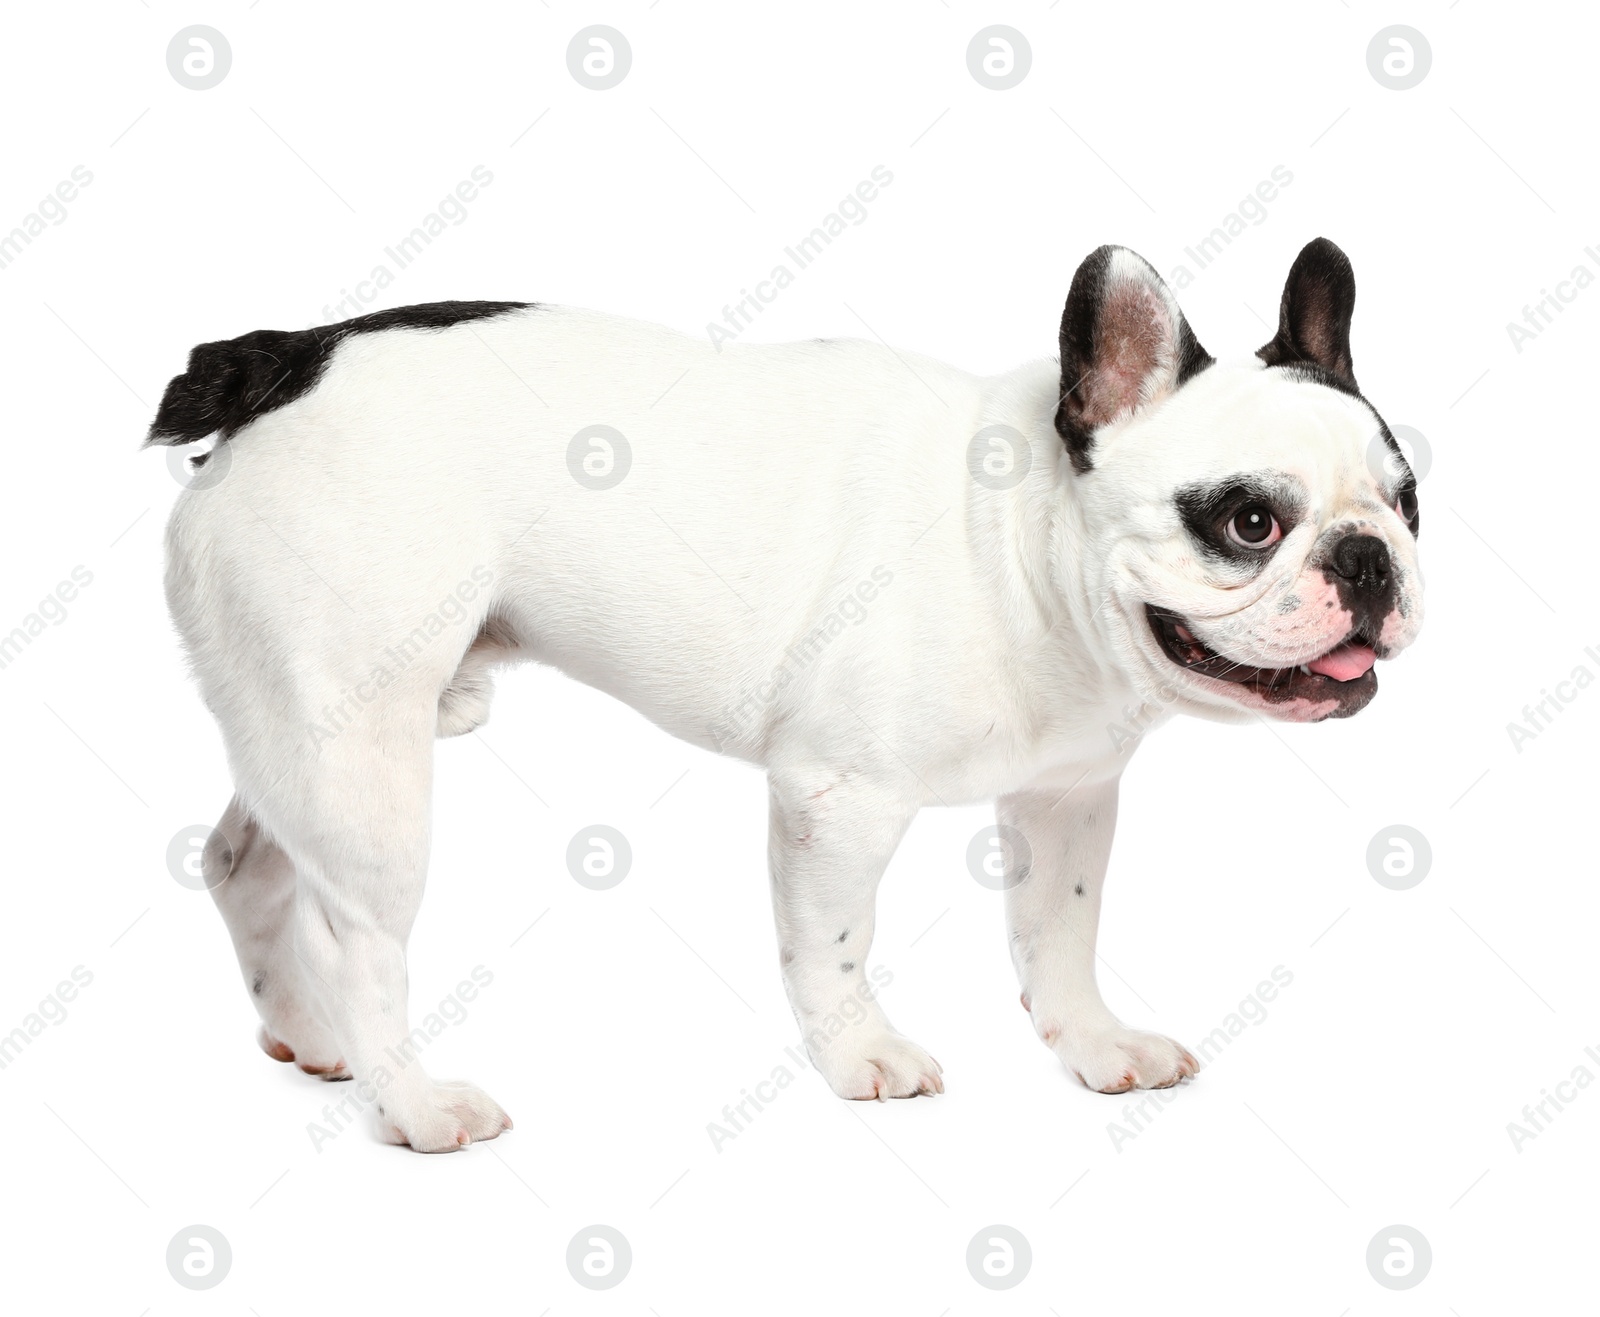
[{"xmin": 959, "ymin": 359, "xmax": 1159, "ymax": 770}]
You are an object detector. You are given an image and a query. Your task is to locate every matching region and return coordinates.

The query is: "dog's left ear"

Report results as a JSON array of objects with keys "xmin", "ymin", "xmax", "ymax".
[
  {"xmin": 1056, "ymin": 246, "xmax": 1212, "ymax": 473},
  {"xmin": 1257, "ymin": 237, "xmax": 1357, "ymax": 385}
]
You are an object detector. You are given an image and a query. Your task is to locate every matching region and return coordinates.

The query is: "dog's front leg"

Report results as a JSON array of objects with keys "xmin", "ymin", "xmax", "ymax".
[
  {"xmin": 768, "ymin": 770, "xmax": 942, "ymax": 1099},
  {"xmin": 999, "ymin": 779, "xmax": 1197, "ymax": 1092}
]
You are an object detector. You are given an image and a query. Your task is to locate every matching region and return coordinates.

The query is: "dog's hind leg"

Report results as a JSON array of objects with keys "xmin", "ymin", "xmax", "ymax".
[
  {"xmin": 204, "ymin": 795, "xmax": 348, "ymax": 1078},
  {"xmin": 244, "ymin": 695, "xmax": 510, "ymax": 1152}
]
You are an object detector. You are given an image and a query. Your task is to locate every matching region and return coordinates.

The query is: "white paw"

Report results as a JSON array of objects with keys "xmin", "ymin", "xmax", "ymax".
[
  {"xmin": 376, "ymin": 1080, "xmax": 513, "ymax": 1153},
  {"xmin": 813, "ymin": 1030, "xmax": 944, "ymax": 1100},
  {"xmin": 1052, "ymin": 1025, "xmax": 1197, "ymax": 1094}
]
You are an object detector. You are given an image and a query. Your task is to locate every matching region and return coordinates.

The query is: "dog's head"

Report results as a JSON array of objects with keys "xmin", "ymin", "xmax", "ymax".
[{"xmin": 1059, "ymin": 239, "xmax": 1422, "ymax": 723}]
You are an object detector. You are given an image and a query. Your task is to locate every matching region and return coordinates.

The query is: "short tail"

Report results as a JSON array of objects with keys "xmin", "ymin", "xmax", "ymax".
[{"xmin": 144, "ymin": 328, "xmax": 320, "ymax": 446}]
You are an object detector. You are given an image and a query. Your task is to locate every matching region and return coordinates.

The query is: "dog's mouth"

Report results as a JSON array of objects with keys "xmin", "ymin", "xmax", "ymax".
[{"xmin": 1145, "ymin": 604, "xmax": 1380, "ymax": 715}]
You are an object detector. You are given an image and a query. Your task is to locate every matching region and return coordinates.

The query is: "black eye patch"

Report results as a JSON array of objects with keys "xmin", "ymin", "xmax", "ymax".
[{"xmin": 1174, "ymin": 474, "xmax": 1307, "ymax": 561}]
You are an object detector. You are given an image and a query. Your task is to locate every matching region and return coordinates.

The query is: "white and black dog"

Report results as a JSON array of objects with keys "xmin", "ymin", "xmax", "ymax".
[{"xmin": 150, "ymin": 238, "xmax": 1421, "ymax": 1152}]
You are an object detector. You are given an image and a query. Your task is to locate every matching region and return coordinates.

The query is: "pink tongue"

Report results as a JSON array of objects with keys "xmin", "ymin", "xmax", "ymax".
[{"xmin": 1307, "ymin": 642, "xmax": 1377, "ymax": 682}]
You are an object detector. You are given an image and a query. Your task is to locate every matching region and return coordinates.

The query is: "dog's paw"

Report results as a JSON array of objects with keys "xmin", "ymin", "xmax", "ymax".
[
  {"xmin": 256, "ymin": 1024, "xmax": 349, "ymax": 1081},
  {"xmin": 1053, "ymin": 1026, "xmax": 1197, "ymax": 1094},
  {"xmin": 812, "ymin": 1031, "xmax": 944, "ymax": 1100},
  {"xmin": 376, "ymin": 1080, "xmax": 513, "ymax": 1153}
]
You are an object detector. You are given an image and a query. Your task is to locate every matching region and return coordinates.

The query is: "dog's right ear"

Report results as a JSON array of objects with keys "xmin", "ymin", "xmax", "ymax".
[
  {"xmin": 1056, "ymin": 246, "xmax": 1213, "ymax": 474},
  {"xmin": 1256, "ymin": 237, "xmax": 1358, "ymax": 386}
]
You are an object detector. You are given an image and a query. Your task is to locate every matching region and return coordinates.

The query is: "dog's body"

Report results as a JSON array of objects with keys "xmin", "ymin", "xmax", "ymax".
[{"xmin": 153, "ymin": 240, "xmax": 1422, "ymax": 1150}]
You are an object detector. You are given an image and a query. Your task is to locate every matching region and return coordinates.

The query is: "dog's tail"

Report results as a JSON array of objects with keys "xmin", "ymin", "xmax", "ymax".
[{"xmin": 144, "ymin": 328, "xmax": 316, "ymax": 446}]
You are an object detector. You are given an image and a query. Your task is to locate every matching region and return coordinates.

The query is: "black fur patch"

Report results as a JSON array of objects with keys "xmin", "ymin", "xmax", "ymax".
[
  {"xmin": 1174, "ymin": 473, "xmax": 1308, "ymax": 562},
  {"xmin": 1056, "ymin": 245, "xmax": 1212, "ymax": 474},
  {"xmin": 1257, "ymin": 238, "xmax": 1357, "ymax": 384},
  {"xmin": 1319, "ymin": 534, "xmax": 1396, "ymax": 642},
  {"xmin": 146, "ymin": 300, "xmax": 531, "ymax": 445},
  {"xmin": 1259, "ymin": 241, "xmax": 1420, "ymax": 538}
]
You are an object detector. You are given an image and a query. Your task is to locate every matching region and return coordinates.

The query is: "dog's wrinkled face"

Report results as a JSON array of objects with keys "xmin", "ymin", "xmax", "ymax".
[{"xmin": 1055, "ymin": 239, "xmax": 1423, "ymax": 723}]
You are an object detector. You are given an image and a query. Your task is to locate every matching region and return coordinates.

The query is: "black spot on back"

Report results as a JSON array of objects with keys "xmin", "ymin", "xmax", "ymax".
[{"xmin": 146, "ymin": 300, "xmax": 533, "ymax": 445}]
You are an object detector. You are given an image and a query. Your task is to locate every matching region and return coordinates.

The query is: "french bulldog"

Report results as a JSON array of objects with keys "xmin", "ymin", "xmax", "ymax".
[{"xmin": 150, "ymin": 237, "xmax": 1422, "ymax": 1151}]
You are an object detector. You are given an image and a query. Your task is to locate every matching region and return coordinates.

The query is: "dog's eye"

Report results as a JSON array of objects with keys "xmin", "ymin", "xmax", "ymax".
[
  {"xmin": 1226, "ymin": 504, "xmax": 1281, "ymax": 548},
  {"xmin": 1395, "ymin": 487, "xmax": 1418, "ymax": 522}
]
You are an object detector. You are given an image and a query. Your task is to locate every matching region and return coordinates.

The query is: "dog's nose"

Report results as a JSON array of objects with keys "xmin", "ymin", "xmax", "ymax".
[{"xmin": 1330, "ymin": 534, "xmax": 1391, "ymax": 596}]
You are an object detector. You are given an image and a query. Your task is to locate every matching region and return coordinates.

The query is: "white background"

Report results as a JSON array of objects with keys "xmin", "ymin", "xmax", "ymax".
[{"xmin": 2, "ymin": 2, "xmax": 1596, "ymax": 1312}]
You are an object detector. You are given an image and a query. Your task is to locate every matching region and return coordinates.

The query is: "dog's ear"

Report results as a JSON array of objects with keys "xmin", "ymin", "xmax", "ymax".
[
  {"xmin": 1257, "ymin": 237, "xmax": 1357, "ymax": 385},
  {"xmin": 1056, "ymin": 246, "xmax": 1212, "ymax": 473}
]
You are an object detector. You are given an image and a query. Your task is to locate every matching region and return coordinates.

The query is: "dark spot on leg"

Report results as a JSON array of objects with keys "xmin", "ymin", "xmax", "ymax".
[
  {"xmin": 1074, "ymin": 883, "xmax": 1084, "ymax": 896},
  {"xmin": 841, "ymin": 961, "xmax": 855, "ymax": 973},
  {"xmin": 781, "ymin": 947, "xmax": 795, "ymax": 966},
  {"xmin": 251, "ymin": 970, "xmax": 266, "ymax": 996},
  {"xmin": 837, "ymin": 929, "xmax": 849, "ymax": 943}
]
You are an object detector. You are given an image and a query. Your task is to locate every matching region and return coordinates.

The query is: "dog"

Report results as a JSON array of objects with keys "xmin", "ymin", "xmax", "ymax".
[{"xmin": 149, "ymin": 237, "xmax": 1422, "ymax": 1151}]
